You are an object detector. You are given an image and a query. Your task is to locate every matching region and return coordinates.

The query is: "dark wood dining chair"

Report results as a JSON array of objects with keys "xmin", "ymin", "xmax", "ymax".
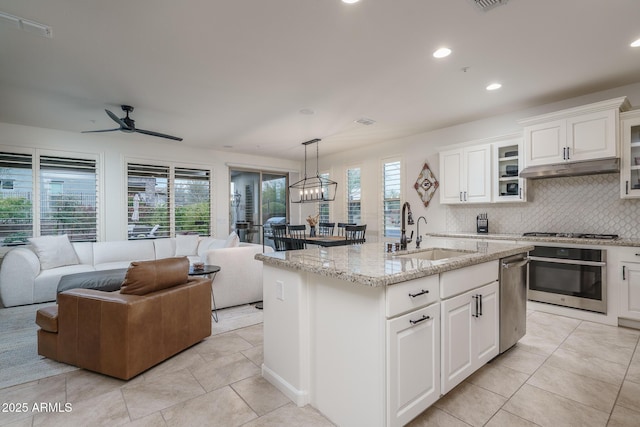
[
  {"xmin": 345, "ymin": 224, "xmax": 366, "ymax": 244},
  {"xmin": 317, "ymin": 222, "xmax": 335, "ymax": 237},
  {"xmin": 288, "ymin": 224, "xmax": 307, "ymax": 250},
  {"xmin": 337, "ymin": 222, "xmax": 356, "ymax": 237},
  {"xmin": 272, "ymin": 224, "xmax": 288, "ymax": 251}
]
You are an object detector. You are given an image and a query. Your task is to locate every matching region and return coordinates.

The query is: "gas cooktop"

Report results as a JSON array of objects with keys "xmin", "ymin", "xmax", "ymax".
[{"xmin": 523, "ymin": 232, "xmax": 619, "ymax": 240}]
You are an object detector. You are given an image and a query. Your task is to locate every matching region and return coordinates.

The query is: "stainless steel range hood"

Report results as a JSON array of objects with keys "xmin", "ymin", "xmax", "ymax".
[{"xmin": 519, "ymin": 157, "xmax": 620, "ymax": 179}]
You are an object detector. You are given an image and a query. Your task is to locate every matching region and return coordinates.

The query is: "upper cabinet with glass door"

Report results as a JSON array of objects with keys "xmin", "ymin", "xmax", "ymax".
[
  {"xmin": 493, "ymin": 136, "xmax": 526, "ymax": 203},
  {"xmin": 620, "ymin": 109, "xmax": 640, "ymax": 198}
]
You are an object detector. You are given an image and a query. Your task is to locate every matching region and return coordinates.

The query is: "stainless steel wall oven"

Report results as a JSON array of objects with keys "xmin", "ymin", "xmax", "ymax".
[{"xmin": 527, "ymin": 246, "xmax": 607, "ymax": 314}]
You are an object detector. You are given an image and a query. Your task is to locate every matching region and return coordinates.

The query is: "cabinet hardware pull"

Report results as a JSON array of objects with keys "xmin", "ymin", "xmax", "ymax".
[
  {"xmin": 408, "ymin": 289, "xmax": 429, "ymax": 298},
  {"xmin": 519, "ymin": 188, "xmax": 523, "ymax": 199},
  {"xmin": 627, "ymin": 181, "xmax": 630, "ymax": 195},
  {"xmin": 479, "ymin": 294, "xmax": 483, "ymax": 316},
  {"xmin": 409, "ymin": 315, "xmax": 430, "ymax": 325},
  {"xmin": 563, "ymin": 147, "xmax": 567, "ymax": 160},
  {"xmin": 566, "ymin": 147, "xmax": 570, "ymax": 160},
  {"xmin": 635, "ymin": 254, "xmax": 640, "ymax": 257},
  {"xmin": 623, "ymin": 266, "xmax": 626, "ymax": 280},
  {"xmin": 464, "ymin": 191, "xmax": 467, "ymax": 201},
  {"xmin": 459, "ymin": 192, "xmax": 463, "ymax": 201},
  {"xmin": 472, "ymin": 295, "xmax": 478, "ymax": 317}
]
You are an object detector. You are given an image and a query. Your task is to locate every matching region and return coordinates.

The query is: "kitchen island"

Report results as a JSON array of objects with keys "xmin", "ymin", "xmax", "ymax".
[{"xmin": 255, "ymin": 238, "xmax": 533, "ymax": 427}]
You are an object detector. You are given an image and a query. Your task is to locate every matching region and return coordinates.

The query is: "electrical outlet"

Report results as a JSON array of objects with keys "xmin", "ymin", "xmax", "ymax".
[{"xmin": 276, "ymin": 281, "xmax": 284, "ymax": 301}]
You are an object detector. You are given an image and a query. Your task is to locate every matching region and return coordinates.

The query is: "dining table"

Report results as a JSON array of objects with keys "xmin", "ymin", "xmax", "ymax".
[{"xmin": 302, "ymin": 235, "xmax": 360, "ymax": 247}]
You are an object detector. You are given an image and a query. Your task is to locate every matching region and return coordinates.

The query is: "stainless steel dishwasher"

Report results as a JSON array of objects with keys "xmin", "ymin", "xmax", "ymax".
[{"xmin": 499, "ymin": 253, "xmax": 529, "ymax": 353}]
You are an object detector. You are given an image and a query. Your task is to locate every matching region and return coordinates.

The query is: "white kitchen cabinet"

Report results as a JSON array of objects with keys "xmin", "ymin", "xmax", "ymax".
[
  {"xmin": 493, "ymin": 137, "xmax": 526, "ymax": 202},
  {"xmin": 620, "ymin": 262, "xmax": 640, "ymax": 322},
  {"xmin": 519, "ymin": 97, "xmax": 630, "ymax": 167},
  {"xmin": 522, "ymin": 119, "xmax": 566, "ymax": 166},
  {"xmin": 439, "ymin": 144, "xmax": 491, "ymax": 204},
  {"xmin": 387, "ymin": 303, "xmax": 440, "ymax": 427},
  {"xmin": 441, "ymin": 281, "xmax": 499, "ymax": 394},
  {"xmin": 620, "ymin": 109, "xmax": 640, "ymax": 198}
]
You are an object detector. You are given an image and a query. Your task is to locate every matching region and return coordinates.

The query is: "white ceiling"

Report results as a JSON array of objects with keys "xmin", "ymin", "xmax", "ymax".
[{"xmin": 1, "ymin": 0, "xmax": 639, "ymax": 160}]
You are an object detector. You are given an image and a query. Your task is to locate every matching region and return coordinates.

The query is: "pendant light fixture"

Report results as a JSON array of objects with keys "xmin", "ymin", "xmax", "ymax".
[{"xmin": 289, "ymin": 138, "xmax": 338, "ymax": 204}]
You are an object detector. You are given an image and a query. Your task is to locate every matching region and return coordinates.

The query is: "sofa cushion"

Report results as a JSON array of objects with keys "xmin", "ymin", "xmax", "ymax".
[
  {"xmin": 93, "ymin": 240, "xmax": 155, "ymax": 266},
  {"xmin": 175, "ymin": 234, "xmax": 199, "ymax": 256},
  {"xmin": 121, "ymin": 257, "xmax": 189, "ymax": 296},
  {"xmin": 28, "ymin": 235, "xmax": 79, "ymax": 270},
  {"xmin": 36, "ymin": 306, "xmax": 59, "ymax": 333}
]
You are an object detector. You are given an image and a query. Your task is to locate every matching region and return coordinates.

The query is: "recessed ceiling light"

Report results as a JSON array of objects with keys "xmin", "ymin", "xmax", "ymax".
[
  {"xmin": 486, "ymin": 83, "xmax": 502, "ymax": 91},
  {"xmin": 355, "ymin": 117, "xmax": 376, "ymax": 126},
  {"xmin": 433, "ymin": 47, "xmax": 452, "ymax": 58},
  {"xmin": 631, "ymin": 38, "xmax": 640, "ymax": 47},
  {"xmin": 342, "ymin": 0, "xmax": 360, "ymax": 3}
]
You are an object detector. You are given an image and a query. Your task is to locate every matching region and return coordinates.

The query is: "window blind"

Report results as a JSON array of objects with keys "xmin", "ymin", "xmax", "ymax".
[
  {"xmin": 127, "ymin": 163, "xmax": 170, "ymax": 239},
  {"xmin": 0, "ymin": 152, "xmax": 33, "ymax": 246},
  {"xmin": 383, "ymin": 160, "xmax": 401, "ymax": 238},
  {"xmin": 346, "ymin": 167, "xmax": 361, "ymax": 224},
  {"xmin": 39, "ymin": 155, "xmax": 97, "ymax": 242},
  {"xmin": 318, "ymin": 172, "xmax": 331, "ymax": 223},
  {"xmin": 174, "ymin": 167, "xmax": 211, "ymax": 235}
]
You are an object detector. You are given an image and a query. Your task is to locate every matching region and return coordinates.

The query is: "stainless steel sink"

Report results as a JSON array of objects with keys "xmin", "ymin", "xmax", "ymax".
[{"xmin": 394, "ymin": 248, "xmax": 474, "ymax": 261}]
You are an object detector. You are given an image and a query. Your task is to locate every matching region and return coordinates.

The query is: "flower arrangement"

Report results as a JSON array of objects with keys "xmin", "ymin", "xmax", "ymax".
[{"xmin": 306, "ymin": 214, "xmax": 319, "ymax": 227}]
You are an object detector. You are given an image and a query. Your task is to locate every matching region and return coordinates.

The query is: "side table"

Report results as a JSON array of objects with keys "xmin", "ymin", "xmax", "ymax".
[{"xmin": 188, "ymin": 264, "xmax": 221, "ymax": 322}]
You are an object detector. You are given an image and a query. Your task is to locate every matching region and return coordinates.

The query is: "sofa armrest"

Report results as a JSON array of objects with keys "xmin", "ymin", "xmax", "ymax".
[
  {"xmin": 204, "ymin": 244, "xmax": 273, "ymax": 309},
  {"xmin": 0, "ymin": 247, "xmax": 41, "ymax": 307}
]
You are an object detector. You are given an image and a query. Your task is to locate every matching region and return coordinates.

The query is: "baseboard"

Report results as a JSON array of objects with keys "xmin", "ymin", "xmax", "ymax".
[
  {"xmin": 618, "ymin": 317, "xmax": 640, "ymax": 330},
  {"xmin": 262, "ymin": 364, "xmax": 309, "ymax": 406}
]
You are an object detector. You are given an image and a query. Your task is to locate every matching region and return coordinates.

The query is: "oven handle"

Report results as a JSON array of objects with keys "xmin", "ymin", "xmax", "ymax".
[{"xmin": 528, "ymin": 256, "xmax": 605, "ymax": 267}]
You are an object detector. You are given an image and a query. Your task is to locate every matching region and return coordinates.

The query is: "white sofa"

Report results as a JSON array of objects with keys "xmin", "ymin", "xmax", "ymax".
[{"xmin": 0, "ymin": 236, "xmax": 273, "ymax": 308}]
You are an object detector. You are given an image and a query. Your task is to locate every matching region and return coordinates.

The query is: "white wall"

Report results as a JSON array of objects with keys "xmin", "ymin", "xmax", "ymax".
[
  {"xmin": 0, "ymin": 122, "xmax": 301, "ymax": 242},
  {"xmin": 317, "ymin": 82, "xmax": 640, "ymax": 241},
  {"xmin": 4, "ymin": 81, "xmax": 640, "ymax": 244}
]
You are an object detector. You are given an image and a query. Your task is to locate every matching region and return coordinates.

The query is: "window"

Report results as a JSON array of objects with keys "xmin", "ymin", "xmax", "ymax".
[
  {"xmin": 175, "ymin": 167, "xmax": 211, "ymax": 235},
  {"xmin": 127, "ymin": 162, "xmax": 211, "ymax": 239},
  {"xmin": 0, "ymin": 151, "xmax": 99, "ymax": 246},
  {"xmin": 40, "ymin": 156, "xmax": 98, "ymax": 242},
  {"xmin": 318, "ymin": 172, "xmax": 331, "ymax": 223},
  {"xmin": 383, "ymin": 159, "xmax": 401, "ymax": 238},
  {"xmin": 0, "ymin": 152, "xmax": 33, "ymax": 246},
  {"xmin": 346, "ymin": 167, "xmax": 361, "ymax": 224}
]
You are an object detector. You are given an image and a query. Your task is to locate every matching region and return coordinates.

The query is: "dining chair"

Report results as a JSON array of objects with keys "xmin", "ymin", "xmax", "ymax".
[
  {"xmin": 317, "ymin": 222, "xmax": 335, "ymax": 237},
  {"xmin": 288, "ymin": 224, "xmax": 307, "ymax": 250},
  {"xmin": 336, "ymin": 222, "xmax": 356, "ymax": 237},
  {"xmin": 345, "ymin": 224, "xmax": 366, "ymax": 244},
  {"xmin": 272, "ymin": 224, "xmax": 288, "ymax": 251}
]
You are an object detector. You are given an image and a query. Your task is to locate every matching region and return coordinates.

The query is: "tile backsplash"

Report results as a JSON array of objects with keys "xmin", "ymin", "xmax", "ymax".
[{"xmin": 444, "ymin": 173, "xmax": 640, "ymax": 238}]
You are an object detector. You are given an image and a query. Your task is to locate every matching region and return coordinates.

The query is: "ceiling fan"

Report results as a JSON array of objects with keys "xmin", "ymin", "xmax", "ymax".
[{"xmin": 82, "ymin": 105, "xmax": 183, "ymax": 141}]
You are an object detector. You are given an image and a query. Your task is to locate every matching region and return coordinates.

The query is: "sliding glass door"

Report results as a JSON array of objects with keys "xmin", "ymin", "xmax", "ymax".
[{"xmin": 229, "ymin": 168, "xmax": 287, "ymax": 244}]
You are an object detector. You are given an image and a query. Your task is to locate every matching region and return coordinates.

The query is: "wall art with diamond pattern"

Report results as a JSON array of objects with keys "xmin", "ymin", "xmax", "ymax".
[{"xmin": 414, "ymin": 162, "xmax": 439, "ymax": 207}]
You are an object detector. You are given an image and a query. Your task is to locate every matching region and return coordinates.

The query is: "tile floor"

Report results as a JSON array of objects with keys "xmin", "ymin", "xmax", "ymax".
[{"xmin": 2, "ymin": 308, "xmax": 640, "ymax": 426}]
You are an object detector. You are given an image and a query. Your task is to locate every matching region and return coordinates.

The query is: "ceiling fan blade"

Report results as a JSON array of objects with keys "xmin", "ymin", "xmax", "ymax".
[
  {"xmin": 105, "ymin": 109, "xmax": 129, "ymax": 129},
  {"xmin": 135, "ymin": 128, "xmax": 183, "ymax": 141},
  {"xmin": 81, "ymin": 128, "xmax": 121, "ymax": 133}
]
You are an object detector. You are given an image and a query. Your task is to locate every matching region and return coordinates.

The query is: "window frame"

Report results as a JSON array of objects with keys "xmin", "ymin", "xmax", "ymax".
[
  {"xmin": 0, "ymin": 146, "xmax": 102, "ymax": 246},
  {"xmin": 381, "ymin": 157, "xmax": 403, "ymax": 239},
  {"xmin": 345, "ymin": 165, "xmax": 362, "ymax": 224},
  {"xmin": 125, "ymin": 157, "xmax": 213, "ymax": 239}
]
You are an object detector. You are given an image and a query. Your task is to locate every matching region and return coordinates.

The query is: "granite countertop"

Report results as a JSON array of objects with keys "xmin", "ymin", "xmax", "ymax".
[
  {"xmin": 255, "ymin": 238, "xmax": 533, "ymax": 287},
  {"xmin": 427, "ymin": 232, "xmax": 640, "ymax": 247}
]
